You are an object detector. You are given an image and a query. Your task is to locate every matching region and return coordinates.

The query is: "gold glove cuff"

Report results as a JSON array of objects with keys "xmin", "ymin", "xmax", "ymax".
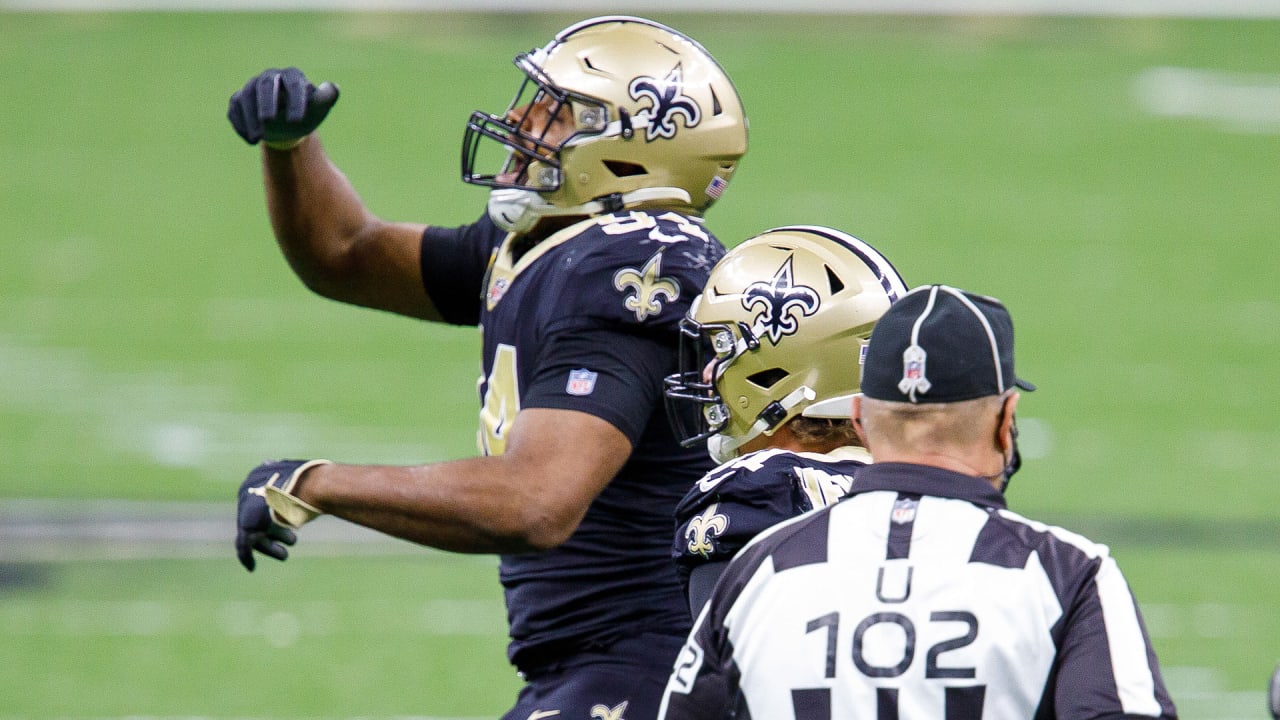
[{"xmin": 264, "ymin": 459, "xmax": 332, "ymax": 528}]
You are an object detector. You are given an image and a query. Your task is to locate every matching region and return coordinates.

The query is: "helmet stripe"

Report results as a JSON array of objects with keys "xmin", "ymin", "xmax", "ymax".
[{"xmin": 767, "ymin": 225, "xmax": 908, "ymax": 302}]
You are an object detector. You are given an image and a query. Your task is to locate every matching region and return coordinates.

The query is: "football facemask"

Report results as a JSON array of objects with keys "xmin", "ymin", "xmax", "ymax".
[
  {"xmin": 463, "ymin": 60, "xmax": 584, "ymax": 194},
  {"xmin": 664, "ymin": 313, "xmax": 751, "ymax": 452}
]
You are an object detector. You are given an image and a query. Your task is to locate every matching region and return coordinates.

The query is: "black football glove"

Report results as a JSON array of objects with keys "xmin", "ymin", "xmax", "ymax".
[
  {"xmin": 235, "ymin": 458, "xmax": 330, "ymax": 571},
  {"xmin": 227, "ymin": 67, "xmax": 340, "ymax": 149}
]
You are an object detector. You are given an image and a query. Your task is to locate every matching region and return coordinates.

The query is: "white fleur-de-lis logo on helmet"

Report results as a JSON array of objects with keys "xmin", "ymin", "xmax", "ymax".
[
  {"xmin": 628, "ymin": 63, "xmax": 702, "ymax": 142},
  {"xmin": 742, "ymin": 256, "xmax": 820, "ymax": 344}
]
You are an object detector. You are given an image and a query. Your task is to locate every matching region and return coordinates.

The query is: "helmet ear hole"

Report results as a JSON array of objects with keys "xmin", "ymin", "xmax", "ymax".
[
  {"xmin": 603, "ymin": 160, "xmax": 647, "ymax": 178},
  {"xmin": 747, "ymin": 368, "xmax": 788, "ymax": 389}
]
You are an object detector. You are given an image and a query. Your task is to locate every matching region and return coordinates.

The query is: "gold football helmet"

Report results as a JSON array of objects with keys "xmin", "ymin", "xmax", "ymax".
[
  {"xmin": 463, "ymin": 16, "xmax": 748, "ymax": 234},
  {"xmin": 665, "ymin": 226, "xmax": 908, "ymax": 463}
]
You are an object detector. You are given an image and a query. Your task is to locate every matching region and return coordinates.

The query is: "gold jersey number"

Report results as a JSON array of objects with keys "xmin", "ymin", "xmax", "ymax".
[{"xmin": 478, "ymin": 343, "xmax": 520, "ymax": 456}]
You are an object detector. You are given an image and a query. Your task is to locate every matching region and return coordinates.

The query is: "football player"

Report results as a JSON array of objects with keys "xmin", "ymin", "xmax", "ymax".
[
  {"xmin": 658, "ymin": 286, "xmax": 1177, "ymax": 720},
  {"xmin": 663, "ymin": 225, "xmax": 907, "ymax": 614},
  {"xmin": 226, "ymin": 16, "xmax": 747, "ymax": 720}
]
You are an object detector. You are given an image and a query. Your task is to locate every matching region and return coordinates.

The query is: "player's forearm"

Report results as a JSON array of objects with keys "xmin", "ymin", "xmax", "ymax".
[
  {"xmin": 261, "ymin": 137, "xmax": 375, "ymax": 294},
  {"xmin": 258, "ymin": 138, "xmax": 443, "ymax": 320},
  {"xmin": 292, "ymin": 457, "xmax": 579, "ymax": 554}
]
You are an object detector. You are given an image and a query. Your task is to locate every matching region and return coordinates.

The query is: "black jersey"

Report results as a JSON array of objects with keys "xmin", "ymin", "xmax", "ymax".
[
  {"xmin": 672, "ymin": 446, "xmax": 870, "ymax": 609},
  {"xmin": 422, "ymin": 210, "xmax": 726, "ymax": 670},
  {"xmin": 659, "ymin": 462, "xmax": 1178, "ymax": 720}
]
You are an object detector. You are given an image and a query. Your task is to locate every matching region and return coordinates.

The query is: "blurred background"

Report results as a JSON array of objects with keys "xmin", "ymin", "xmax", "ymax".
[{"xmin": 2, "ymin": 2, "xmax": 1278, "ymax": 718}]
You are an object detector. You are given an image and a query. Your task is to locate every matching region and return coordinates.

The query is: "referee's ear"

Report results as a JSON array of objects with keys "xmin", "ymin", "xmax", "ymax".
[
  {"xmin": 851, "ymin": 395, "xmax": 869, "ymax": 449},
  {"xmin": 996, "ymin": 392, "xmax": 1021, "ymax": 455}
]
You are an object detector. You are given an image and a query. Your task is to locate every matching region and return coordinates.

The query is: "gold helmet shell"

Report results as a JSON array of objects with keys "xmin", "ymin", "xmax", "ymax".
[
  {"xmin": 665, "ymin": 226, "xmax": 908, "ymax": 462},
  {"xmin": 464, "ymin": 16, "xmax": 748, "ymax": 231}
]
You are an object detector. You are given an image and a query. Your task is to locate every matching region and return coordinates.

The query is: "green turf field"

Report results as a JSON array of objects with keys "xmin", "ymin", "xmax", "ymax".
[{"xmin": 2, "ymin": 11, "xmax": 1278, "ymax": 719}]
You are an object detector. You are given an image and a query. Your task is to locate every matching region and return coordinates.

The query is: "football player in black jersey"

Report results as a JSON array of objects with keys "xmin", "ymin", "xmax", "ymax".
[
  {"xmin": 226, "ymin": 16, "xmax": 747, "ymax": 720},
  {"xmin": 663, "ymin": 226, "xmax": 907, "ymax": 614}
]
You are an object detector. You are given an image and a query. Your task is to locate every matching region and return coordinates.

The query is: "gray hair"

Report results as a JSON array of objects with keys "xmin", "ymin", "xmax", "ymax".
[{"xmin": 859, "ymin": 393, "xmax": 1008, "ymax": 455}]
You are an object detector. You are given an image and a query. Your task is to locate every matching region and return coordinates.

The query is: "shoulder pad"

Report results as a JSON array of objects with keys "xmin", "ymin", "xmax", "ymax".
[
  {"xmin": 672, "ymin": 449, "xmax": 867, "ymax": 571},
  {"xmin": 557, "ymin": 211, "xmax": 726, "ymax": 331},
  {"xmin": 672, "ymin": 451, "xmax": 804, "ymax": 569}
]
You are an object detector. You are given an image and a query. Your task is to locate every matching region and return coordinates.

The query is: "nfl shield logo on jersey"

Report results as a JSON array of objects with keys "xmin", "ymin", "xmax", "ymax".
[
  {"xmin": 487, "ymin": 277, "xmax": 509, "ymax": 306},
  {"xmin": 890, "ymin": 496, "xmax": 918, "ymax": 524},
  {"xmin": 566, "ymin": 368, "xmax": 598, "ymax": 396}
]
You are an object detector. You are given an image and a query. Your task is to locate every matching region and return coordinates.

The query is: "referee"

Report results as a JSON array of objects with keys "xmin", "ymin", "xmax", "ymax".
[{"xmin": 658, "ymin": 285, "xmax": 1177, "ymax": 720}]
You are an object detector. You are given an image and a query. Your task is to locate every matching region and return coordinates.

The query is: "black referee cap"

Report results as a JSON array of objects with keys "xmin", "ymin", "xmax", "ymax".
[{"xmin": 862, "ymin": 285, "xmax": 1035, "ymax": 404}]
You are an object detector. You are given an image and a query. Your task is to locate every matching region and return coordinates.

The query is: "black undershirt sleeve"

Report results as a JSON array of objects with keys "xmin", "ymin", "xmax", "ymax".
[
  {"xmin": 419, "ymin": 212, "xmax": 502, "ymax": 327},
  {"xmin": 687, "ymin": 561, "xmax": 731, "ymax": 617}
]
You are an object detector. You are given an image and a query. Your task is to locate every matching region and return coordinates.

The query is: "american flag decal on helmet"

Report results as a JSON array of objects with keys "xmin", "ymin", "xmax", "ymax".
[{"xmin": 705, "ymin": 176, "xmax": 728, "ymax": 200}]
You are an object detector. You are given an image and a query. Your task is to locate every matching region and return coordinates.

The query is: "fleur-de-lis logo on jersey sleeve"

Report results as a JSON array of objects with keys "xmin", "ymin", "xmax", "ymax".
[
  {"xmin": 685, "ymin": 503, "xmax": 729, "ymax": 559},
  {"xmin": 613, "ymin": 250, "xmax": 681, "ymax": 322},
  {"xmin": 590, "ymin": 701, "xmax": 629, "ymax": 720},
  {"xmin": 742, "ymin": 256, "xmax": 821, "ymax": 344},
  {"xmin": 628, "ymin": 63, "xmax": 702, "ymax": 142}
]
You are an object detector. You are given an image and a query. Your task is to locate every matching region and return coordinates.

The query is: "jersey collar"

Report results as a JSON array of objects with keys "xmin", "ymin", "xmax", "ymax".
[
  {"xmin": 485, "ymin": 215, "xmax": 600, "ymax": 312},
  {"xmin": 795, "ymin": 445, "xmax": 873, "ymax": 465},
  {"xmin": 850, "ymin": 462, "xmax": 1007, "ymax": 510}
]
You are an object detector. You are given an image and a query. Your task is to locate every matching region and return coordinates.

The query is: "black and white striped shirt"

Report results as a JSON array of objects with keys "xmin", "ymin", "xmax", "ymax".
[{"xmin": 658, "ymin": 462, "xmax": 1177, "ymax": 720}]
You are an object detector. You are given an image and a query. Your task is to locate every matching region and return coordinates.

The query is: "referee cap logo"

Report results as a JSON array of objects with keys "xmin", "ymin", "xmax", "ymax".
[
  {"xmin": 863, "ymin": 285, "xmax": 1035, "ymax": 404},
  {"xmin": 898, "ymin": 343, "xmax": 932, "ymax": 402}
]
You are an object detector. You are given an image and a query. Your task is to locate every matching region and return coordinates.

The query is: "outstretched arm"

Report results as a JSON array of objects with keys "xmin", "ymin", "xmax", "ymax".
[
  {"xmin": 283, "ymin": 407, "xmax": 632, "ymax": 554},
  {"xmin": 229, "ymin": 68, "xmax": 440, "ymax": 322}
]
